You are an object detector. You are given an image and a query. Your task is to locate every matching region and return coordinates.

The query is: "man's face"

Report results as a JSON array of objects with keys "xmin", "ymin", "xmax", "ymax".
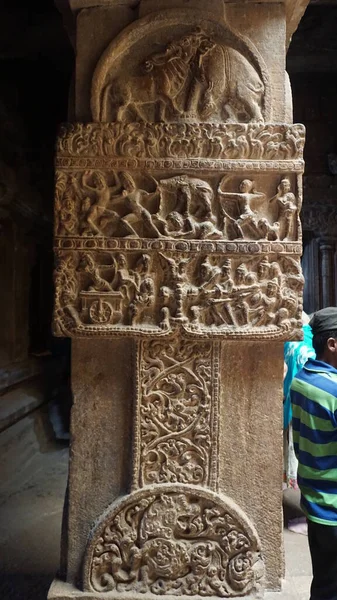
[
  {"xmin": 281, "ymin": 180, "xmax": 290, "ymax": 193},
  {"xmin": 94, "ymin": 174, "xmax": 104, "ymax": 189},
  {"xmin": 258, "ymin": 264, "xmax": 268, "ymax": 278},
  {"xmin": 267, "ymin": 283, "xmax": 277, "ymax": 297},
  {"xmin": 239, "ymin": 180, "xmax": 251, "ymax": 193},
  {"xmin": 236, "ymin": 270, "xmax": 245, "ymax": 283},
  {"xmin": 200, "ymin": 265, "xmax": 209, "ymax": 280}
]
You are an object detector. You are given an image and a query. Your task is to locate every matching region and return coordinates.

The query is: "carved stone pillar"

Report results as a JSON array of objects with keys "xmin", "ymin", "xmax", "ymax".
[
  {"xmin": 319, "ymin": 240, "xmax": 335, "ymax": 308},
  {"xmin": 50, "ymin": 1, "xmax": 308, "ymax": 598}
]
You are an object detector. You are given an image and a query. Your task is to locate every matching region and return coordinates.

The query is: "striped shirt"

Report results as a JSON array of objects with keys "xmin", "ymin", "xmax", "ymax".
[{"xmin": 291, "ymin": 358, "xmax": 337, "ymax": 525}]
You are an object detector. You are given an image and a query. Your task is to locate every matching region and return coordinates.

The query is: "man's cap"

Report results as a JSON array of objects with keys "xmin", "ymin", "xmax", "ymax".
[{"xmin": 309, "ymin": 307, "xmax": 337, "ymax": 335}]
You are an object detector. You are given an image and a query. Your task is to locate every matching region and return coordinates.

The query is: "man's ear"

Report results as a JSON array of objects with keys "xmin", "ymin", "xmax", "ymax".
[{"xmin": 327, "ymin": 337, "xmax": 337, "ymax": 353}]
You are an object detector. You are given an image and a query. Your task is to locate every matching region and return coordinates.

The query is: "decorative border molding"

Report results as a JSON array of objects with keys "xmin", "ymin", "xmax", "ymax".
[
  {"xmin": 54, "ymin": 237, "xmax": 302, "ymax": 254},
  {"xmin": 57, "ymin": 123, "xmax": 305, "ymax": 161}
]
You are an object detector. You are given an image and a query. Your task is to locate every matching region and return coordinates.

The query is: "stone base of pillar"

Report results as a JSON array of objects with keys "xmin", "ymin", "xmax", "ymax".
[
  {"xmin": 49, "ymin": 579, "xmax": 268, "ymax": 600},
  {"xmin": 49, "ymin": 579, "xmax": 294, "ymax": 600}
]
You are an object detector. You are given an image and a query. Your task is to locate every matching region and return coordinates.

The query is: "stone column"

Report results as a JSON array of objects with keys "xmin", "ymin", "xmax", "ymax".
[
  {"xmin": 319, "ymin": 240, "xmax": 335, "ymax": 308},
  {"xmin": 50, "ymin": 1, "xmax": 308, "ymax": 598}
]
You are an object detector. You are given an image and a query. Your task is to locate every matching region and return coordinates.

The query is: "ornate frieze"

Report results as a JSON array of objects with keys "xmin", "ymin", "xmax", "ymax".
[
  {"xmin": 53, "ymin": 249, "xmax": 303, "ymax": 339},
  {"xmin": 57, "ymin": 122, "xmax": 305, "ymax": 161},
  {"xmin": 55, "ymin": 170, "xmax": 302, "ymax": 244},
  {"xmin": 54, "ymin": 121, "xmax": 304, "ymax": 341},
  {"xmin": 83, "ymin": 485, "xmax": 264, "ymax": 598}
]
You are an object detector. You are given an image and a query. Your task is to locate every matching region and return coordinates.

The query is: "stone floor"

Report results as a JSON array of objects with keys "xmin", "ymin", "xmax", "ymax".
[{"xmin": 0, "ymin": 431, "xmax": 311, "ymax": 600}]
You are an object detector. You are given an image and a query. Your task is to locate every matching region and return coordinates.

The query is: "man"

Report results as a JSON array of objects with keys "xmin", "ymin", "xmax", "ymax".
[{"xmin": 291, "ymin": 307, "xmax": 337, "ymax": 600}]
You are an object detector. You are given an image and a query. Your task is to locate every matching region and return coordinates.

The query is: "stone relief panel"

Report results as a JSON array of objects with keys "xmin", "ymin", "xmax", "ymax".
[
  {"xmin": 83, "ymin": 486, "xmax": 264, "ymax": 598},
  {"xmin": 301, "ymin": 204, "xmax": 337, "ymax": 237},
  {"xmin": 55, "ymin": 170, "xmax": 302, "ymax": 243},
  {"xmin": 91, "ymin": 12, "xmax": 271, "ymax": 124},
  {"xmin": 53, "ymin": 250, "xmax": 303, "ymax": 339},
  {"xmin": 57, "ymin": 122, "xmax": 305, "ymax": 162},
  {"xmin": 134, "ymin": 337, "xmax": 219, "ymax": 489}
]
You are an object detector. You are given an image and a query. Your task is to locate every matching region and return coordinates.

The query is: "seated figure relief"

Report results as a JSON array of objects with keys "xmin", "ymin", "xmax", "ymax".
[{"xmin": 99, "ymin": 28, "xmax": 266, "ymax": 123}]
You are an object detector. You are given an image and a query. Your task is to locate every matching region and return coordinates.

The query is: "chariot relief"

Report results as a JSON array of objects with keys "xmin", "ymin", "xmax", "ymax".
[{"xmin": 53, "ymin": 250, "xmax": 303, "ymax": 339}]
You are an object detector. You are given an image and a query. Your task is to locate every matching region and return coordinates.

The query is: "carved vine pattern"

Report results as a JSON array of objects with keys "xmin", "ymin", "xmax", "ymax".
[{"xmin": 135, "ymin": 338, "xmax": 219, "ymax": 488}]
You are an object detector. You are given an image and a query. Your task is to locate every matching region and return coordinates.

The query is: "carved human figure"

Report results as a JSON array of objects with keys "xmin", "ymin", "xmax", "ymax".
[
  {"xmin": 73, "ymin": 171, "xmax": 124, "ymax": 236},
  {"xmin": 155, "ymin": 176, "xmax": 221, "ymax": 239},
  {"xmin": 58, "ymin": 196, "xmax": 77, "ymax": 235},
  {"xmin": 233, "ymin": 263, "xmax": 259, "ymax": 325},
  {"xmin": 115, "ymin": 252, "xmax": 138, "ymax": 300},
  {"xmin": 54, "ymin": 255, "xmax": 82, "ymax": 331},
  {"xmin": 270, "ymin": 177, "xmax": 297, "ymax": 240},
  {"xmin": 55, "ymin": 173, "xmax": 78, "ymax": 236},
  {"xmin": 253, "ymin": 278, "xmax": 281, "ymax": 326},
  {"xmin": 199, "ymin": 257, "xmax": 221, "ymax": 290},
  {"xmin": 158, "ymin": 254, "xmax": 190, "ymax": 321},
  {"xmin": 257, "ymin": 257, "xmax": 270, "ymax": 283},
  {"xmin": 129, "ymin": 254, "xmax": 155, "ymax": 324},
  {"xmin": 205, "ymin": 259, "xmax": 236, "ymax": 326},
  {"xmin": 118, "ymin": 173, "xmax": 163, "ymax": 238},
  {"xmin": 218, "ymin": 178, "xmax": 268, "ymax": 239},
  {"xmin": 81, "ymin": 253, "xmax": 113, "ymax": 292}
]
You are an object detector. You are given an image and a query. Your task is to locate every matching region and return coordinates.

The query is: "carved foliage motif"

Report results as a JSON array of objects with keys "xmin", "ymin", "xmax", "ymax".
[
  {"xmin": 57, "ymin": 122, "xmax": 305, "ymax": 161},
  {"xmin": 136, "ymin": 338, "xmax": 219, "ymax": 488},
  {"xmin": 55, "ymin": 170, "xmax": 301, "ymax": 243},
  {"xmin": 85, "ymin": 486, "xmax": 264, "ymax": 597},
  {"xmin": 53, "ymin": 250, "xmax": 303, "ymax": 339}
]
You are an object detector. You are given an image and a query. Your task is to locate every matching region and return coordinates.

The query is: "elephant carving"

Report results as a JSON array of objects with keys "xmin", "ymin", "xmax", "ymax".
[{"xmin": 98, "ymin": 29, "xmax": 267, "ymax": 124}]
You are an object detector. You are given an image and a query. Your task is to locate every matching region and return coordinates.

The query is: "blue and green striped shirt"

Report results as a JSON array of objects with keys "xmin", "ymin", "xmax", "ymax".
[{"xmin": 291, "ymin": 358, "xmax": 337, "ymax": 525}]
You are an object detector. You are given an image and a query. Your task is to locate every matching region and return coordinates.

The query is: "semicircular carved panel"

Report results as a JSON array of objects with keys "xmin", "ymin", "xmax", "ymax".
[
  {"xmin": 91, "ymin": 10, "xmax": 271, "ymax": 124},
  {"xmin": 83, "ymin": 485, "xmax": 264, "ymax": 598}
]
